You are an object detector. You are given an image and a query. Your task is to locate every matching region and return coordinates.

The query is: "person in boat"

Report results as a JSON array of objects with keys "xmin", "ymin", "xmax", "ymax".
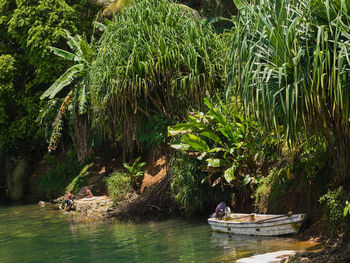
[
  {"xmin": 64, "ymin": 190, "xmax": 74, "ymax": 211},
  {"xmin": 85, "ymin": 186, "xmax": 94, "ymax": 198}
]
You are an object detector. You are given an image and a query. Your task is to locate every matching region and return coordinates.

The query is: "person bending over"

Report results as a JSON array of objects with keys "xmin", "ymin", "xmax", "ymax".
[
  {"xmin": 64, "ymin": 190, "xmax": 74, "ymax": 211},
  {"xmin": 85, "ymin": 187, "xmax": 94, "ymax": 198}
]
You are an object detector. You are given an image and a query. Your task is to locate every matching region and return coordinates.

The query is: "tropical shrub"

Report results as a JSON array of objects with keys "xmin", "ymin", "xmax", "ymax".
[
  {"xmin": 170, "ymin": 153, "xmax": 229, "ymax": 213},
  {"xmin": 168, "ymin": 98, "xmax": 269, "ymax": 211},
  {"xmin": 168, "ymin": 98, "xmax": 261, "ymax": 185},
  {"xmin": 89, "ymin": 0, "xmax": 228, "ymax": 153},
  {"xmin": 319, "ymin": 187, "xmax": 350, "ymax": 231},
  {"xmin": 228, "ymin": 0, "xmax": 350, "ymax": 182},
  {"xmin": 137, "ymin": 113, "xmax": 170, "ymax": 149},
  {"xmin": 105, "ymin": 171, "xmax": 132, "ymax": 202},
  {"xmin": 123, "ymin": 157, "xmax": 146, "ymax": 187}
]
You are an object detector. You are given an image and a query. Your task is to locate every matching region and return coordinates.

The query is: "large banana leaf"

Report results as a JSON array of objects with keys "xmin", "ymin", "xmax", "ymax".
[
  {"xmin": 48, "ymin": 46, "xmax": 79, "ymax": 62},
  {"xmin": 40, "ymin": 64, "xmax": 84, "ymax": 99}
]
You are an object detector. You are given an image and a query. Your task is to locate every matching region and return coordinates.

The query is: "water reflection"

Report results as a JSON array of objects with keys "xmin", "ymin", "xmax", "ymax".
[{"xmin": 0, "ymin": 205, "xmax": 319, "ymax": 263}]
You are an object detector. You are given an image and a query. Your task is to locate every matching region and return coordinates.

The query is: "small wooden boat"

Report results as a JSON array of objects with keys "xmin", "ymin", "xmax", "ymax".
[{"xmin": 208, "ymin": 213, "xmax": 306, "ymax": 236}]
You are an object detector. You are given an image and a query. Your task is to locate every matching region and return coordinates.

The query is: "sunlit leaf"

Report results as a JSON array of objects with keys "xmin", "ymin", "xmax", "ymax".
[
  {"xmin": 206, "ymin": 158, "xmax": 226, "ymax": 167},
  {"xmin": 224, "ymin": 166, "xmax": 236, "ymax": 183},
  {"xmin": 183, "ymin": 133, "xmax": 209, "ymax": 151},
  {"xmin": 170, "ymin": 143, "xmax": 190, "ymax": 150}
]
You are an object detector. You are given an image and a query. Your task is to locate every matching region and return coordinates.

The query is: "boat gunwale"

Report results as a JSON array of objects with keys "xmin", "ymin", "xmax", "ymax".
[{"xmin": 207, "ymin": 213, "xmax": 306, "ymax": 227}]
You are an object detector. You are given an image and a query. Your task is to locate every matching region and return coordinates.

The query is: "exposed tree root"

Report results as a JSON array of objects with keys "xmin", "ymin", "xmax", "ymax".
[{"xmin": 111, "ymin": 175, "xmax": 178, "ymax": 220}]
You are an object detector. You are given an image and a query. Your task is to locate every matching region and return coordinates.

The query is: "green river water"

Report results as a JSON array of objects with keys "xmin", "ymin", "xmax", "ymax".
[{"xmin": 0, "ymin": 204, "xmax": 319, "ymax": 263}]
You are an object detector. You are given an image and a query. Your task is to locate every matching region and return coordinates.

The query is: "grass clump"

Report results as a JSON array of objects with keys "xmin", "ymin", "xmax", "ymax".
[{"xmin": 105, "ymin": 171, "xmax": 132, "ymax": 202}]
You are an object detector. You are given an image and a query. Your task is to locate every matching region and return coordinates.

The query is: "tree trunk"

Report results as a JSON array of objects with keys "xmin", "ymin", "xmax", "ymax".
[{"xmin": 74, "ymin": 112, "xmax": 92, "ymax": 164}]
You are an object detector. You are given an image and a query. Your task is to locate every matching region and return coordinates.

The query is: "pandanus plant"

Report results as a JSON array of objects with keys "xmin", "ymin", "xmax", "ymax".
[{"xmin": 228, "ymin": 0, "xmax": 350, "ymax": 182}]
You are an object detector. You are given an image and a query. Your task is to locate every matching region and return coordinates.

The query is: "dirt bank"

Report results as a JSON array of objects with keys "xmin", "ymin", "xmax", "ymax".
[{"xmin": 284, "ymin": 232, "xmax": 350, "ymax": 263}]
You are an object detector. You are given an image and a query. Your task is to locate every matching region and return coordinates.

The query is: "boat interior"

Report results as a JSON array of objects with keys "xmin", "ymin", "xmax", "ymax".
[{"xmin": 223, "ymin": 213, "xmax": 289, "ymax": 223}]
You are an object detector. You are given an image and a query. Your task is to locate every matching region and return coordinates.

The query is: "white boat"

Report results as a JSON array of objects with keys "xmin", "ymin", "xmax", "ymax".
[{"xmin": 208, "ymin": 213, "xmax": 306, "ymax": 236}]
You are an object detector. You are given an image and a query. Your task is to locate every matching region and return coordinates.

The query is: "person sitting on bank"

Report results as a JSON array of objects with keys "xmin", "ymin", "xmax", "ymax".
[
  {"xmin": 85, "ymin": 186, "xmax": 94, "ymax": 198},
  {"xmin": 64, "ymin": 190, "xmax": 74, "ymax": 211}
]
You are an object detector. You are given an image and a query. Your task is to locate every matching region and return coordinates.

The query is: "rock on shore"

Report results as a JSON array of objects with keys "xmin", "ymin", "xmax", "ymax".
[
  {"xmin": 237, "ymin": 250, "xmax": 296, "ymax": 263},
  {"xmin": 60, "ymin": 196, "xmax": 115, "ymax": 222}
]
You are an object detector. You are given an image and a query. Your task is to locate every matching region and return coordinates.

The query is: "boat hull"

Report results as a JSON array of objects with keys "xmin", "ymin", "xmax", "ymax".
[{"xmin": 208, "ymin": 213, "xmax": 306, "ymax": 236}]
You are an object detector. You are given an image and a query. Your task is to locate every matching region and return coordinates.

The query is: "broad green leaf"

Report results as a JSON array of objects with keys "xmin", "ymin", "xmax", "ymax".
[
  {"xmin": 209, "ymin": 147, "xmax": 225, "ymax": 153},
  {"xmin": 132, "ymin": 157, "xmax": 141, "ymax": 169},
  {"xmin": 48, "ymin": 46, "xmax": 77, "ymax": 61},
  {"xmin": 200, "ymin": 130, "xmax": 222, "ymax": 144},
  {"xmin": 208, "ymin": 108, "xmax": 227, "ymax": 125},
  {"xmin": 203, "ymin": 97, "xmax": 213, "ymax": 109},
  {"xmin": 224, "ymin": 166, "xmax": 236, "ymax": 183},
  {"xmin": 182, "ymin": 133, "xmax": 209, "ymax": 151},
  {"xmin": 123, "ymin": 163, "xmax": 132, "ymax": 173},
  {"xmin": 206, "ymin": 158, "xmax": 226, "ymax": 167},
  {"xmin": 167, "ymin": 123, "xmax": 195, "ymax": 136},
  {"xmin": 243, "ymin": 174, "xmax": 251, "ymax": 185},
  {"xmin": 65, "ymin": 30, "xmax": 83, "ymax": 57},
  {"xmin": 40, "ymin": 64, "xmax": 84, "ymax": 99}
]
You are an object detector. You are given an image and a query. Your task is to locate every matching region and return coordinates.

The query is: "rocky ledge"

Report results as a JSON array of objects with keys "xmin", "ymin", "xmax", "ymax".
[{"xmin": 53, "ymin": 196, "xmax": 115, "ymax": 222}]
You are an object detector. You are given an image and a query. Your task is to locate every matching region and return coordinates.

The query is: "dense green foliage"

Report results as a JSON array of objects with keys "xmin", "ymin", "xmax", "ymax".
[
  {"xmin": 105, "ymin": 171, "xmax": 132, "ymax": 202},
  {"xmin": 170, "ymin": 153, "xmax": 232, "ymax": 213},
  {"xmin": 320, "ymin": 187, "xmax": 350, "ymax": 232},
  {"xmin": 169, "ymin": 98, "xmax": 262, "ymax": 185},
  {"xmin": 0, "ymin": 0, "xmax": 100, "ymax": 157},
  {"xmin": 228, "ymin": 0, "xmax": 350, "ymax": 182},
  {"xmin": 123, "ymin": 157, "xmax": 146, "ymax": 187},
  {"xmin": 29, "ymin": 150, "xmax": 82, "ymax": 200},
  {"xmin": 1, "ymin": 0, "xmax": 350, "ymax": 234},
  {"xmin": 89, "ymin": 0, "xmax": 228, "ymax": 153}
]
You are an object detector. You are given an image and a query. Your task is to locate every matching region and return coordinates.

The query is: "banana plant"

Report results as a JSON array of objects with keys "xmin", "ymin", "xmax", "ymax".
[
  {"xmin": 40, "ymin": 30, "xmax": 93, "ymax": 153},
  {"xmin": 168, "ymin": 98, "xmax": 258, "ymax": 184}
]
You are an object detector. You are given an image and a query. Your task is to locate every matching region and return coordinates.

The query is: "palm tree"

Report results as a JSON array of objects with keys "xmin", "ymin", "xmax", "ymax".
[{"xmin": 41, "ymin": 30, "xmax": 93, "ymax": 163}]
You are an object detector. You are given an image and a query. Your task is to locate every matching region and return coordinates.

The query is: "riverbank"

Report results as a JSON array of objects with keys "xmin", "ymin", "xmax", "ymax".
[{"xmin": 284, "ymin": 232, "xmax": 350, "ymax": 263}]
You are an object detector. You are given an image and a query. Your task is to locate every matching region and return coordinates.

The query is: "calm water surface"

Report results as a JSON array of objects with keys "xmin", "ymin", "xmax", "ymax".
[{"xmin": 0, "ymin": 204, "xmax": 318, "ymax": 263}]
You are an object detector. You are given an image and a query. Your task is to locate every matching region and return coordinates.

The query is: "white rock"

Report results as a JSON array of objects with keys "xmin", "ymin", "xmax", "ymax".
[{"xmin": 237, "ymin": 250, "xmax": 296, "ymax": 263}]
